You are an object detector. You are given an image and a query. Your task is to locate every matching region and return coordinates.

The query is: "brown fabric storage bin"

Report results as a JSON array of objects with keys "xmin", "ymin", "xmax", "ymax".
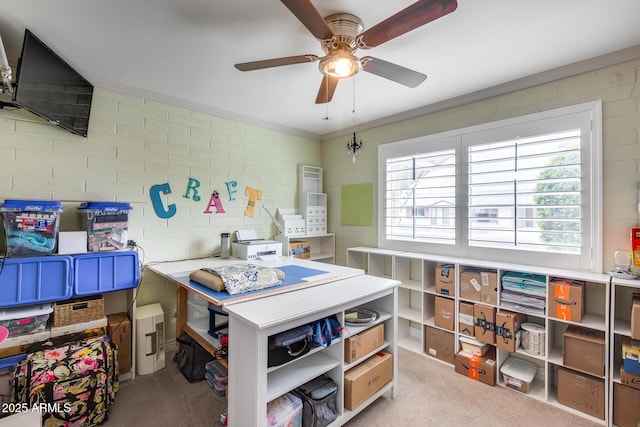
[{"xmin": 53, "ymin": 295, "xmax": 105, "ymax": 327}]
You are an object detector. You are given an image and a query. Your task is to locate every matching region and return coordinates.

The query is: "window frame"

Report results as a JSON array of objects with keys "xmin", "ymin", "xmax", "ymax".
[{"xmin": 378, "ymin": 101, "xmax": 603, "ymax": 273}]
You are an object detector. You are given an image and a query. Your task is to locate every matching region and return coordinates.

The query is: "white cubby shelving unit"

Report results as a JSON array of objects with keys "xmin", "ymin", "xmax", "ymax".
[{"xmin": 347, "ymin": 247, "xmax": 616, "ymax": 426}]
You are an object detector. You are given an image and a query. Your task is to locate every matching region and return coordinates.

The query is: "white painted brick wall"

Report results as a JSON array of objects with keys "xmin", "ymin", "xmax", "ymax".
[{"xmin": 0, "ymin": 87, "xmax": 320, "ymax": 341}]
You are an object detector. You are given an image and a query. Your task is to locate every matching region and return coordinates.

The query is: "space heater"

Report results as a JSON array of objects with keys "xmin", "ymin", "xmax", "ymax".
[{"xmin": 135, "ymin": 303, "xmax": 165, "ymax": 375}]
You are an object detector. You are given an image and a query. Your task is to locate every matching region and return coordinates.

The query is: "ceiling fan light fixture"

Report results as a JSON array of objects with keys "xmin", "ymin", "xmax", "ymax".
[{"xmin": 319, "ymin": 51, "xmax": 361, "ymax": 78}]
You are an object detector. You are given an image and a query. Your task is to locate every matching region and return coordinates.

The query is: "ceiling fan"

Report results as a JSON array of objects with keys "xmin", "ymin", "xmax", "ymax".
[{"xmin": 234, "ymin": 0, "xmax": 458, "ymax": 104}]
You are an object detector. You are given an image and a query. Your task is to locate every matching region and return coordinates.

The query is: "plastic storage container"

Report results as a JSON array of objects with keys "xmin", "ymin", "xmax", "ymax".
[
  {"xmin": 266, "ymin": 393, "xmax": 302, "ymax": 427},
  {"xmin": 0, "ymin": 256, "xmax": 73, "ymax": 308},
  {"xmin": 0, "ymin": 199, "xmax": 63, "ymax": 256},
  {"xmin": 72, "ymin": 251, "xmax": 140, "ymax": 296},
  {"xmin": 77, "ymin": 202, "xmax": 132, "ymax": 252},
  {"xmin": 205, "ymin": 359, "xmax": 228, "ymax": 396},
  {"xmin": 0, "ymin": 303, "xmax": 53, "ymax": 337},
  {"xmin": 500, "ymin": 356, "xmax": 538, "ymax": 393},
  {"xmin": 187, "ymin": 295, "xmax": 209, "ymax": 333}
]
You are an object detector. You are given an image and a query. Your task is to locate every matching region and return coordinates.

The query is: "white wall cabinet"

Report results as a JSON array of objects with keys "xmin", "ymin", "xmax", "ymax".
[{"xmin": 347, "ymin": 247, "xmax": 612, "ymax": 426}]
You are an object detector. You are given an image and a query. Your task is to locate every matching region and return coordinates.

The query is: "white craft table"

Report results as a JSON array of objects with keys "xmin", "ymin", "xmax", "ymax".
[{"xmin": 147, "ymin": 257, "xmax": 399, "ymax": 426}]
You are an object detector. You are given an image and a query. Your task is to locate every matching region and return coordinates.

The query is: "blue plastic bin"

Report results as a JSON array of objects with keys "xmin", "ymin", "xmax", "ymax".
[
  {"xmin": 72, "ymin": 251, "xmax": 140, "ymax": 296},
  {"xmin": 0, "ymin": 199, "xmax": 63, "ymax": 256},
  {"xmin": 77, "ymin": 202, "xmax": 132, "ymax": 252},
  {"xmin": 0, "ymin": 354, "xmax": 27, "ymax": 372},
  {"xmin": 0, "ymin": 256, "xmax": 73, "ymax": 308}
]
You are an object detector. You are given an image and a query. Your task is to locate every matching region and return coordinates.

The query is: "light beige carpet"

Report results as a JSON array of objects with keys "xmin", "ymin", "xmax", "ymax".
[{"xmin": 105, "ymin": 347, "xmax": 601, "ymax": 427}]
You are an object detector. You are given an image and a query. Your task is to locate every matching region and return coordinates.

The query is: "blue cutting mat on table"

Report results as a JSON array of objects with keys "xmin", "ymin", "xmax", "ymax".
[{"xmin": 175, "ymin": 264, "xmax": 331, "ymax": 304}]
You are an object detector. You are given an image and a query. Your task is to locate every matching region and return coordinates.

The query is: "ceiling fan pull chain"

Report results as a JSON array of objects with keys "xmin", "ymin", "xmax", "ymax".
[
  {"xmin": 352, "ymin": 78, "xmax": 356, "ymax": 119},
  {"xmin": 323, "ymin": 77, "xmax": 330, "ymax": 120}
]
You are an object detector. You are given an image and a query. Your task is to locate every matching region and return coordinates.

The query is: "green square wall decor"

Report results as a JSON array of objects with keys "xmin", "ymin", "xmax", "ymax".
[{"xmin": 341, "ymin": 183, "xmax": 373, "ymax": 226}]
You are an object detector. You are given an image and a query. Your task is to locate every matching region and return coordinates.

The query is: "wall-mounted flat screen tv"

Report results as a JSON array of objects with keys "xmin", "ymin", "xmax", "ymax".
[{"xmin": 12, "ymin": 29, "xmax": 93, "ymax": 137}]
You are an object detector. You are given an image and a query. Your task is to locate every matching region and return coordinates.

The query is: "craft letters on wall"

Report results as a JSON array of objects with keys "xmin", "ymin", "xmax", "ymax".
[{"xmin": 149, "ymin": 177, "xmax": 260, "ymax": 219}]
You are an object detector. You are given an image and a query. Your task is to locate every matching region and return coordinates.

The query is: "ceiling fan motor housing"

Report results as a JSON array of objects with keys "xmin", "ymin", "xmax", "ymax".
[{"xmin": 320, "ymin": 13, "xmax": 364, "ymax": 78}]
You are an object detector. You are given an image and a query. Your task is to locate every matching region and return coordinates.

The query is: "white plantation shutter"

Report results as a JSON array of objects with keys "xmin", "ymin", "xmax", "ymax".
[
  {"xmin": 385, "ymin": 149, "xmax": 456, "ymax": 244},
  {"xmin": 378, "ymin": 101, "xmax": 602, "ymax": 272},
  {"xmin": 467, "ymin": 129, "xmax": 582, "ymax": 254}
]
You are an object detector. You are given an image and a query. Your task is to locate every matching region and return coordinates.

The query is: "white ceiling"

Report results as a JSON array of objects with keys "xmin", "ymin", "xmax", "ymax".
[{"xmin": 1, "ymin": 0, "xmax": 640, "ymax": 139}]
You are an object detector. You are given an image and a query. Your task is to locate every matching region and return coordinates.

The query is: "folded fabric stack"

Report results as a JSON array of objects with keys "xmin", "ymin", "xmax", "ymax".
[{"xmin": 500, "ymin": 271, "xmax": 546, "ymax": 315}]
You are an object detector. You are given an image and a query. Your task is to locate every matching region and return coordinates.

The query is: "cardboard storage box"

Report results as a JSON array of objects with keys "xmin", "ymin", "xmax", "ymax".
[
  {"xmin": 614, "ymin": 382, "xmax": 640, "ymax": 427},
  {"xmin": 459, "ymin": 336, "xmax": 489, "ymax": 356},
  {"xmin": 495, "ymin": 310, "xmax": 525, "ymax": 352},
  {"xmin": 459, "ymin": 302, "xmax": 475, "ymax": 337},
  {"xmin": 434, "ymin": 296, "xmax": 454, "ymax": 331},
  {"xmin": 480, "ymin": 271, "xmax": 498, "ymax": 305},
  {"xmin": 344, "ymin": 352, "xmax": 393, "ymax": 410},
  {"xmin": 548, "ymin": 278, "xmax": 585, "ymax": 323},
  {"xmin": 425, "ymin": 325, "xmax": 454, "ymax": 364},
  {"xmin": 344, "ymin": 323, "xmax": 385, "ymax": 364},
  {"xmin": 632, "ymin": 294, "xmax": 640, "ymax": 340},
  {"xmin": 622, "ymin": 337, "xmax": 640, "ymax": 376},
  {"xmin": 289, "ymin": 240, "xmax": 310, "ymax": 259},
  {"xmin": 435, "ymin": 264, "xmax": 455, "ymax": 297},
  {"xmin": 107, "ymin": 312, "xmax": 132, "ymax": 375},
  {"xmin": 454, "ymin": 347, "xmax": 496, "ymax": 386},
  {"xmin": 557, "ymin": 367, "xmax": 605, "ymax": 420},
  {"xmin": 474, "ymin": 304, "xmax": 496, "ymax": 344},
  {"xmin": 459, "ymin": 269, "xmax": 482, "ymax": 301},
  {"xmin": 621, "ymin": 366, "xmax": 640, "ymax": 391},
  {"xmin": 563, "ymin": 325, "xmax": 605, "ymax": 376}
]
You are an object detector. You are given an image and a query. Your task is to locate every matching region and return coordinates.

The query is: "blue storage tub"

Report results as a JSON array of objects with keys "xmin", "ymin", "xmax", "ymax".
[
  {"xmin": 0, "ymin": 353, "xmax": 26, "ymax": 372},
  {"xmin": 0, "ymin": 199, "xmax": 63, "ymax": 256},
  {"xmin": 0, "ymin": 256, "xmax": 73, "ymax": 308},
  {"xmin": 72, "ymin": 251, "xmax": 140, "ymax": 296}
]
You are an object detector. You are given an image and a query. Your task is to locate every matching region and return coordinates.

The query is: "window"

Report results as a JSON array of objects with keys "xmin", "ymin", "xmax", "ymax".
[{"xmin": 378, "ymin": 101, "xmax": 602, "ymax": 272}]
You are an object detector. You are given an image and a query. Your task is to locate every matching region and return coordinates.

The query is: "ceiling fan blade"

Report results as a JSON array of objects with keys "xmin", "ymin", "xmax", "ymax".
[
  {"xmin": 361, "ymin": 57, "xmax": 427, "ymax": 88},
  {"xmin": 358, "ymin": 0, "xmax": 458, "ymax": 48},
  {"xmin": 281, "ymin": 0, "xmax": 334, "ymax": 40},
  {"xmin": 235, "ymin": 54, "xmax": 319, "ymax": 71},
  {"xmin": 315, "ymin": 76, "xmax": 339, "ymax": 104}
]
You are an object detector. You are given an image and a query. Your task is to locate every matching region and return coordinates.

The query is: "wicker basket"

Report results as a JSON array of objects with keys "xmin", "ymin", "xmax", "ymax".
[{"xmin": 53, "ymin": 295, "xmax": 105, "ymax": 327}]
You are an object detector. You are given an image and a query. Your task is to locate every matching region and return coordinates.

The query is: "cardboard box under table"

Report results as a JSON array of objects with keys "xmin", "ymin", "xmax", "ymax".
[
  {"xmin": 434, "ymin": 296, "xmax": 454, "ymax": 331},
  {"xmin": 425, "ymin": 325, "xmax": 454, "ymax": 364},
  {"xmin": 548, "ymin": 278, "xmax": 585, "ymax": 323},
  {"xmin": 435, "ymin": 264, "xmax": 455, "ymax": 296},
  {"xmin": 344, "ymin": 323, "xmax": 385, "ymax": 364},
  {"xmin": 344, "ymin": 352, "xmax": 393, "ymax": 411},
  {"xmin": 557, "ymin": 366, "xmax": 605, "ymax": 420},
  {"xmin": 563, "ymin": 324, "xmax": 605, "ymax": 376},
  {"xmin": 107, "ymin": 312, "xmax": 132, "ymax": 375},
  {"xmin": 454, "ymin": 347, "xmax": 496, "ymax": 386},
  {"xmin": 614, "ymin": 382, "xmax": 640, "ymax": 427}
]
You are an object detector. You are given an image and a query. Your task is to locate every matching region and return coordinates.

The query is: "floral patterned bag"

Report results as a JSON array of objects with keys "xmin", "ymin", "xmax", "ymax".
[{"xmin": 12, "ymin": 335, "xmax": 119, "ymax": 426}]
